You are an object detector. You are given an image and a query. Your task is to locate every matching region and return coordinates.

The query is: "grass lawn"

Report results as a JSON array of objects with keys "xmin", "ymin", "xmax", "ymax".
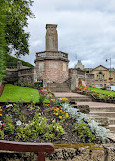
[
  {"xmin": 0, "ymin": 84, "xmax": 39, "ymax": 102},
  {"xmin": 88, "ymin": 87, "xmax": 115, "ymax": 97}
]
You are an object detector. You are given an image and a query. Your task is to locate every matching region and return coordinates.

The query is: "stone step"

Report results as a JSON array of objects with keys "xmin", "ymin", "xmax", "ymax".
[
  {"xmin": 48, "ymin": 85, "xmax": 69, "ymax": 88},
  {"xmin": 57, "ymin": 97, "xmax": 92, "ymax": 102},
  {"xmin": 108, "ymin": 132, "xmax": 115, "ymax": 141},
  {"xmin": 50, "ymin": 88, "xmax": 70, "ymax": 92},
  {"xmin": 109, "ymin": 118, "xmax": 115, "ymax": 125},
  {"xmin": 87, "ymin": 114, "xmax": 109, "ymax": 127},
  {"xmin": 89, "ymin": 106, "xmax": 115, "ymax": 112},
  {"xmin": 47, "ymin": 82, "xmax": 71, "ymax": 92},
  {"xmin": 89, "ymin": 112, "xmax": 115, "ymax": 118},
  {"xmin": 87, "ymin": 114, "xmax": 115, "ymax": 132},
  {"xmin": 108, "ymin": 125, "xmax": 115, "ymax": 132}
]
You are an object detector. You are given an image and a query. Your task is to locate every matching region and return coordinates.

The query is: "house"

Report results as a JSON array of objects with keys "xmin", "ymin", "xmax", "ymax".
[{"xmin": 90, "ymin": 65, "xmax": 115, "ymax": 88}]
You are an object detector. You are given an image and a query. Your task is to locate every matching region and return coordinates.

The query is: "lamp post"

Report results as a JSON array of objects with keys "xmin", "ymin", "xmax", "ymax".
[{"xmin": 106, "ymin": 58, "xmax": 111, "ymax": 87}]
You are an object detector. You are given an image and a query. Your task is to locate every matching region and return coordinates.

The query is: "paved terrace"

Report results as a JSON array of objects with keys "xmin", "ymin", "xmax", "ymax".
[{"xmin": 54, "ymin": 92, "xmax": 88, "ymax": 97}]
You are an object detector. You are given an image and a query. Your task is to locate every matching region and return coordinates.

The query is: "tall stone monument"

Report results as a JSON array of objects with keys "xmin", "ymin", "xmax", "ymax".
[
  {"xmin": 46, "ymin": 24, "xmax": 58, "ymax": 51},
  {"xmin": 35, "ymin": 24, "xmax": 69, "ymax": 85}
]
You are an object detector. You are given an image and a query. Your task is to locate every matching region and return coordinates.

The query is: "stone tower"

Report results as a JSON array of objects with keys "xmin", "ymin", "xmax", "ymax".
[
  {"xmin": 46, "ymin": 24, "xmax": 58, "ymax": 51},
  {"xmin": 75, "ymin": 60, "xmax": 84, "ymax": 70},
  {"xmin": 35, "ymin": 24, "xmax": 69, "ymax": 85}
]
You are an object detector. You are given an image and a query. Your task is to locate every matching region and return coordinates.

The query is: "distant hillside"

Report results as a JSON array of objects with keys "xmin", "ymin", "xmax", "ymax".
[{"xmin": 6, "ymin": 54, "xmax": 34, "ymax": 68}]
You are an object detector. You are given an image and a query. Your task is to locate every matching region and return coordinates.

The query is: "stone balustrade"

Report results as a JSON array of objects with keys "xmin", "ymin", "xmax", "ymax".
[{"xmin": 35, "ymin": 51, "xmax": 68, "ymax": 61}]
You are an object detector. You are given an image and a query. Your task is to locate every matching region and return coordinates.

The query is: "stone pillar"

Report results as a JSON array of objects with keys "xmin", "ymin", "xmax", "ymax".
[
  {"xmin": 46, "ymin": 24, "xmax": 58, "ymax": 51},
  {"xmin": 17, "ymin": 61, "xmax": 22, "ymax": 70}
]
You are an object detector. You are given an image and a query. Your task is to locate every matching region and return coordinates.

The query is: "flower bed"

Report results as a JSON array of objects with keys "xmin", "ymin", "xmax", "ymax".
[
  {"xmin": 74, "ymin": 86, "xmax": 115, "ymax": 103},
  {"xmin": 0, "ymin": 87, "xmax": 111, "ymax": 144}
]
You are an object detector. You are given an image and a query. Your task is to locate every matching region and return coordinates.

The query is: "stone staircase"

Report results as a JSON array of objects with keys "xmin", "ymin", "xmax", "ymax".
[
  {"xmin": 89, "ymin": 107, "xmax": 115, "ymax": 133},
  {"xmin": 54, "ymin": 92, "xmax": 115, "ymax": 133},
  {"xmin": 47, "ymin": 82, "xmax": 70, "ymax": 92},
  {"xmin": 77, "ymin": 102, "xmax": 115, "ymax": 133},
  {"xmin": 54, "ymin": 92, "xmax": 92, "ymax": 102}
]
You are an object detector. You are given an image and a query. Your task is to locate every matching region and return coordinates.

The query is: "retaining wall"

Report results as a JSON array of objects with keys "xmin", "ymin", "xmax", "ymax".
[{"xmin": 0, "ymin": 143, "xmax": 115, "ymax": 161}]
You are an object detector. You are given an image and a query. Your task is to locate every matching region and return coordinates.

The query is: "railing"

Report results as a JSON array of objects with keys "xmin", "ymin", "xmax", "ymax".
[
  {"xmin": 0, "ymin": 140, "xmax": 54, "ymax": 161},
  {"xmin": 36, "ymin": 51, "xmax": 68, "ymax": 60}
]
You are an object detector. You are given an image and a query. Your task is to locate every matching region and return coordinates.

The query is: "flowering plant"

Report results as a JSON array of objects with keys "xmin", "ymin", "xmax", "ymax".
[{"xmin": 52, "ymin": 106, "xmax": 69, "ymax": 120}]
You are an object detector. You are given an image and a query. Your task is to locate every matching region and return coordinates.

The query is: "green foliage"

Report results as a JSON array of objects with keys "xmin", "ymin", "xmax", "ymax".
[
  {"xmin": 4, "ymin": 115, "xmax": 15, "ymax": 134},
  {"xmin": 16, "ymin": 114, "xmax": 47, "ymax": 140},
  {"xmin": 62, "ymin": 103, "xmax": 109, "ymax": 143},
  {"xmin": 0, "ymin": 130, "xmax": 4, "ymax": 139},
  {"xmin": 16, "ymin": 80, "xmax": 34, "ymax": 87},
  {"xmin": 32, "ymin": 113, "xmax": 47, "ymax": 135},
  {"xmin": 12, "ymin": 104, "xmax": 20, "ymax": 113},
  {"xmin": 88, "ymin": 120, "xmax": 109, "ymax": 143},
  {"xmin": 88, "ymin": 87, "xmax": 115, "ymax": 97},
  {"xmin": 6, "ymin": 54, "xmax": 34, "ymax": 68},
  {"xmin": 43, "ymin": 119, "xmax": 65, "ymax": 141},
  {"xmin": 39, "ymin": 95, "xmax": 47, "ymax": 104},
  {"xmin": 5, "ymin": 0, "xmax": 35, "ymax": 57},
  {"xmin": 0, "ymin": 0, "xmax": 7, "ymax": 83},
  {"xmin": 73, "ymin": 121, "xmax": 96, "ymax": 143},
  {"xmin": 4, "ymin": 122, "xmax": 14, "ymax": 134},
  {"xmin": 19, "ymin": 112, "xmax": 26, "ymax": 122},
  {"xmin": 43, "ymin": 98, "xmax": 50, "ymax": 104},
  {"xmin": 16, "ymin": 122, "xmax": 36, "ymax": 141},
  {"xmin": 98, "ymin": 94, "xmax": 108, "ymax": 100}
]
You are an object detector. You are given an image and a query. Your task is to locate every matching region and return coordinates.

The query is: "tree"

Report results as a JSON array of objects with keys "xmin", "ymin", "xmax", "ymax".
[
  {"xmin": 0, "ymin": 0, "xmax": 34, "ymax": 83},
  {"xmin": 0, "ymin": 0, "xmax": 7, "ymax": 83},
  {"xmin": 5, "ymin": 0, "xmax": 34, "ymax": 57}
]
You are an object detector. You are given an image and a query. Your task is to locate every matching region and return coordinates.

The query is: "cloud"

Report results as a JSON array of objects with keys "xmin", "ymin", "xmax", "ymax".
[{"xmin": 19, "ymin": 0, "xmax": 115, "ymax": 69}]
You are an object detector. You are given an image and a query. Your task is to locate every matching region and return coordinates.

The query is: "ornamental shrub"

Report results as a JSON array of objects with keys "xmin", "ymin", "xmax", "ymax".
[
  {"xmin": 61, "ymin": 103, "xmax": 109, "ymax": 142},
  {"xmin": 43, "ymin": 119, "xmax": 64, "ymax": 141},
  {"xmin": 73, "ymin": 121, "xmax": 96, "ymax": 143},
  {"xmin": 88, "ymin": 120, "xmax": 109, "ymax": 143},
  {"xmin": 4, "ymin": 115, "xmax": 15, "ymax": 134},
  {"xmin": 0, "ymin": 130, "xmax": 4, "ymax": 139},
  {"xmin": 32, "ymin": 113, "xmax": 47, "ymax": 135},
  {"xmin": 16, "ymin": 114, "xmax": 48, "ymax": 141}
]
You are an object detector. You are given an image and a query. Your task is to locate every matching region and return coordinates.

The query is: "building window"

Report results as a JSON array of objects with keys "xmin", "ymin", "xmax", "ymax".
[
  {"xmin": 39, "ymin": 62, "xmax": 44, "ymax": 72},
  {"xmin": 104, "ymin": 84, "xmax": 106, "ymax": 87},
  {"xmin": 99, "ymin": 72, "xmax": 102, "ymax": 79},
  {"xmin": 100, "ymin": 84, "xmax": 102, "ymax": 87},
  {"xmin": 95, "ymin": 84, "xmax": 98, "ymax": 87}
]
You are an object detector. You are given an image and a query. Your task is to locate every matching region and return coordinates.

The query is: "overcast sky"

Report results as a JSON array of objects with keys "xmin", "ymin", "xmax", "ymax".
[{"xmin": 20, "ymin": 0, "xmax": 115, "ymax": 68}]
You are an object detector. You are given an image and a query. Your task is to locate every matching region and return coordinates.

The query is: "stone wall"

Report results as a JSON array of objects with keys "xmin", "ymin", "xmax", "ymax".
[
  {"xmin": 85, "ymin": 73, "xmax": 95, "ymax": 86},
  {"xmin": 4, "ymin": 69, "xmax": 18, "ymax": 83},
  {"xmin": 0, "ymin": 143, "xmax": 115, "ymax": 161},
  {"xmin": 69, "ymin": 68, "xmax": 86, "ymax": 90},
  {"xmin": 5, "ymin": 66, "xmax": 35, "ymax": 84},
  {"xmin": 18, "ymin": 67, "xmax": 35, "ymax": 83},
  {"xmin": 36, "ymin": 60, "xmax": 68, "ymax": 83}
]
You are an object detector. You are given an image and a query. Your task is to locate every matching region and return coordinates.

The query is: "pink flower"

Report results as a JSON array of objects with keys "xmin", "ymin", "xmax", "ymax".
[
  {"xmin": 2, "ymin": 123, "xmax": 5, "ymax": 127},
  {"xmin": 54, "ymin": 132, "xmax": 57, "ymax": 135}
]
